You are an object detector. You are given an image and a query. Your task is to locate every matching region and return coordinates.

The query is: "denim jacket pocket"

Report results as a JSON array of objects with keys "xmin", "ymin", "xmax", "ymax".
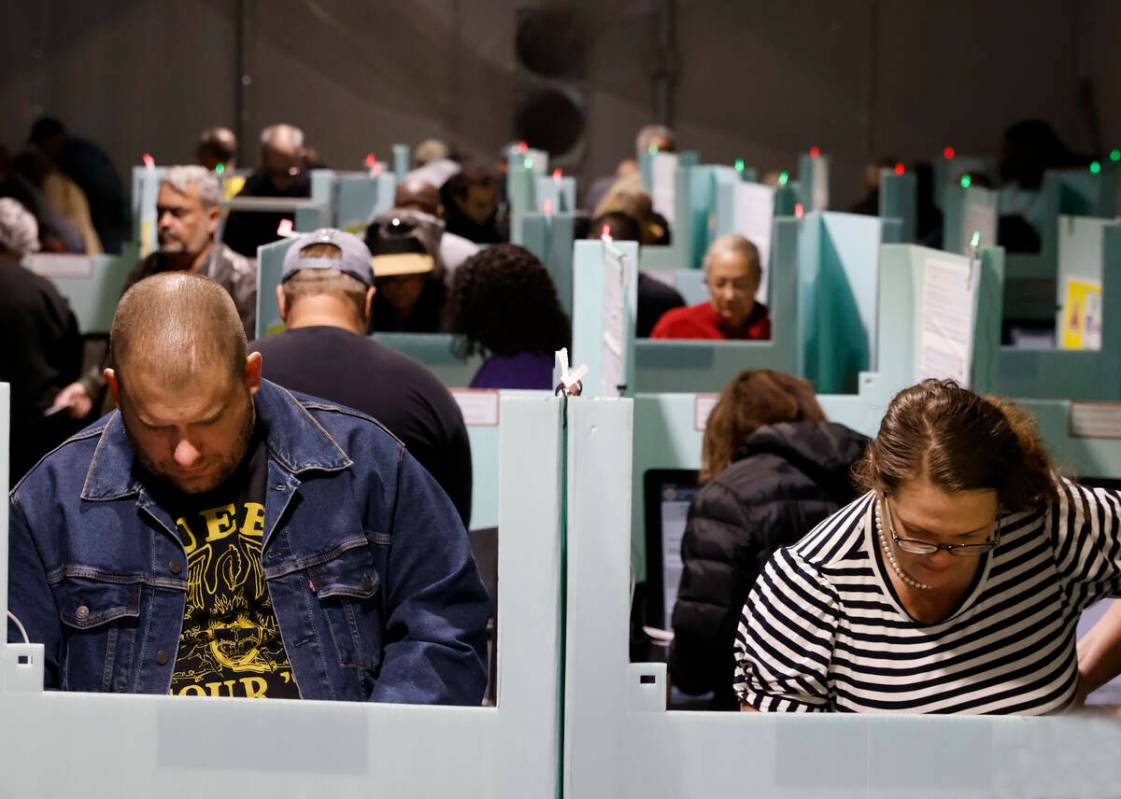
[
  {"xmin": 306, "ymin": 544, "xmax": 383, "ymax": 675},
  {"xmin": 55, "ymin": 576, "xmax": 142, "ymax": 692}
]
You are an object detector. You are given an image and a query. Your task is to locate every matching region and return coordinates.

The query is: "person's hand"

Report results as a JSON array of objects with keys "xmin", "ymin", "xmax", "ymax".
[{"xmin": 51, "ymin": 382, "xmax": 93, "ymax": 419}]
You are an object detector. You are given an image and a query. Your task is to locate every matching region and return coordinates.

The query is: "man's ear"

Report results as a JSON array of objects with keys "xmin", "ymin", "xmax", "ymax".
[
  {"xmin": 204, "ymin": 202, "xmax": 221, "ymax": 237},
  {"xmin": 104, "ymin": 368, "xmax": 121, "ymax": 407},
  {"xmin": 364, "ymin": 285, "xmax": 376, "ymax": 319},
  {"xmin": 244, "ymin": 352, "xmax": 262, "ymax": 396},
  {"xmin": 276, "ymin": 284, "xmax": 288, "ymax": 321}
]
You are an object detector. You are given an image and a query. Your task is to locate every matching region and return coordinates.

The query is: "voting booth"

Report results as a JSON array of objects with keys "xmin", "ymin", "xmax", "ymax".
[
  {"xmin": 997, "ymin": 219, "xmax": 1121, "ymax": 400},
  {"xmin": 561, "ymin": 393, "xmax": 1121, "ymax": 799},
  {"xmin": 0, "ymin": 384, "xmax": 565, "ymax": 798},
  {"xmin": 25, "ymin": 245, "xmax": 140, "ymax": 335}
]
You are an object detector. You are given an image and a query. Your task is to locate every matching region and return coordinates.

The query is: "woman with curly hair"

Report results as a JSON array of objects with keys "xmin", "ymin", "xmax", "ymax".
[
  {"xmin": 734, "ymin": 379, "xmax": 1121, "ymax": 714},
  {"xmin": 445, "ymin": 243, "xmax": 570, "ymax": 390}
]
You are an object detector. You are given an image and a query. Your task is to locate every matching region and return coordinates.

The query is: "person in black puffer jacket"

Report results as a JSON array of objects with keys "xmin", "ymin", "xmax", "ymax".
[{"xmin": 669, "ymin": 370, "xmax": 869, "ymax": 710}]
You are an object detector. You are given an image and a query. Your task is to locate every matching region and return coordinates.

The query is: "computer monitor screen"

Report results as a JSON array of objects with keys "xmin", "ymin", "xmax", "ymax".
[{"xmin": 643, "ymin": 469, "xmax": 699, "ymax": 631}]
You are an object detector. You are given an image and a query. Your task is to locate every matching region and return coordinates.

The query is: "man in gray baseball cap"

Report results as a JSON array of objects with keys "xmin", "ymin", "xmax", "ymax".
[{"xmin": 252, "ymin": 227, "xmax": 473, "ymax": 524}]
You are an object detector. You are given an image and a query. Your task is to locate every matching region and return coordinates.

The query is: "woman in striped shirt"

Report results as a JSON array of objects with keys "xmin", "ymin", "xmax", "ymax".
[{"xmin": 734, "ymin": 380, "xmax": 1121, "ymax": 714}]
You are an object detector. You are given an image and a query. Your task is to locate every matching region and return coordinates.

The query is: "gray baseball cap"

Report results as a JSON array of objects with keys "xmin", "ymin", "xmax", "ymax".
[{"xmin": 281, "ymin": 228, "xmax": 374, "ymax": 286}]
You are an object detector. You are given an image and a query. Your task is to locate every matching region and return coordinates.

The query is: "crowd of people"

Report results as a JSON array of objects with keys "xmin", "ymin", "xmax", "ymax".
[{"xmin": 3, "ymin": 114, "xmax": 1120, "ymax": 714}]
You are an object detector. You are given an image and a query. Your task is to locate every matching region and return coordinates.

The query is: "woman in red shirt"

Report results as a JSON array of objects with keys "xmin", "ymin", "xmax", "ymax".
[{"xmin": 651, "ymin": 234, "xmax": 770, "ymax": 340}]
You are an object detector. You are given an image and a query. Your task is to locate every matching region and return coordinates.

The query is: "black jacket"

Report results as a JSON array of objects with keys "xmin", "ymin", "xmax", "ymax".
[{"xmin": 669, "ymin": 420, "xmax": 869, "ymax": 709}]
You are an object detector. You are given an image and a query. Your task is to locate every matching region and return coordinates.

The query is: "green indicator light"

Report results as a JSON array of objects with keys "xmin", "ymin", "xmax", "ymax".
[
  {"xmin": 648, "ymin": 145, "xmax": 659, "ymax": 155},
  {"xmin": 215, "ymin": 162, "xmax": 225, "ymax": 175},
  {"xmin": 1111, "ymin": 149, "xmax": 1121, "ymax": 163},
  {"xmin": 523, "ymin": 158, "xmax": 533, "ymax": 169},
  {"xmin": 970, "ymin": 230, "xmax": 981, "ymax": 249},
  {"xmin": 734, "ymin": 159, "xmax": 745, "ymax": 173},
  {"xmin": 1090, "ymin": 161, "xmax": 1102, "ymax": 175},
  {"xmin": 778, "ymin": 171, "xmax": 789, "ymax": 186},
  {"xmin": 960, "ymin": 174, "xmax": 972, "ymax": 189}
]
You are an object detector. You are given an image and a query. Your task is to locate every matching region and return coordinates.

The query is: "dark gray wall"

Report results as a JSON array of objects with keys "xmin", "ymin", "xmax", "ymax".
[{"xmin": 1, "ymin": 0, "xmax": 1117, "ymax": 209}]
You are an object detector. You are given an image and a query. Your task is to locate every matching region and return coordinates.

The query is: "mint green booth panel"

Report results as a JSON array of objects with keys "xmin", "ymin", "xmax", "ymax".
[
  {"xmin": 997, "ymin": 222, "xmax": 1121, "ymax": 400},
  {"xmin": 26, "ymin": 245, "xmax": 140, "ymax": 334},
  {"xmin": 333, "ymin": 171, "xmax": 398, "ymax": 232},
  {"xmin": 797, "ymin": 153, "xmax": 830, "ymax": 211},
  {"xmin": 392, "ymin": 144, "xmax": 410, "ymax": 179},
  {"xmin": 639, "ymin": 151, "xmax": 700, "ymax": 271},
  {"xmin": 518, "ymin": 213, "xmax": 578, "ymax": 317},
  {"xmin": 799, "ymin": 212, "xmax": 902, "ymax": 394},
  {"xmin": 878, "ymin": 169, "xmax": 917, "ymax": 243},
  {"xmin": 933, "ymin": 154, "xmax": 997, "ymax": 210},
  {"xmin": 572, "ymin": 239, "xmax": 639, "ymax": 398},
  {"xmin": 565, "ymin": 394, "xmax": 1121, "ymax": 799},
  {"xmin": 0, "ymin": 389, "xmax": 565, "ymax": 798}
]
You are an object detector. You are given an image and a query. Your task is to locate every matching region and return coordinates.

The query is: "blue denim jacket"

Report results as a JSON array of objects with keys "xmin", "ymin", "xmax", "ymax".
[{"xmin": 7, "ymin": 380, "xmax": 488, "ymax": 704}]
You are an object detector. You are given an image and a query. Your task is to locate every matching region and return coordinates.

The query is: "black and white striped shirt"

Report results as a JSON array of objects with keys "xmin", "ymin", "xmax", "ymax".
[{"xmin": 734, "ymin": 480, "xmax": 1121, "ymax": 714}]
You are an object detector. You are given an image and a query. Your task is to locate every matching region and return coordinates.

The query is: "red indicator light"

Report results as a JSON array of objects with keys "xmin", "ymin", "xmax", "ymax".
[
  {"xmin": 552, "ymin": 168, "xmax": 562, "ymax": 180},
  {"xmin": 518, "ymin": 141, "xmax": 528, "ymax": 153},
  {"xmin": 809, "ymin": 146, "xmax": 821, "ymax": 158},
  {"xmin": 894, "ymin": 163, "xmax": 905, "ymax": 176},
  {"xmin": 795, "ymin": 202, "xmax": 805, "ymax": 219},
  {"xmin": 365, "ymin": 153, "xmax": 376, "ymax": 168},
  {"xmin": 601, "ymin": 225, "xmax": 612, "ymax": 240},
  {"xmin": 142, "ymin": 153, "xmax": 155, "ymax": 168},
  {"xmin": 943, "ymin": 147, "xmax": 955, "ymax": 160}
]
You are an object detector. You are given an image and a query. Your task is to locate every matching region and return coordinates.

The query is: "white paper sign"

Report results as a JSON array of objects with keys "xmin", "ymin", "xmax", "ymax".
[
  {"xmin": 651, "ymin": 153, "xmax": 679, "ymax": 226},
  {"xmin": 733, "ymin": 181, "xmax": 775, "ymax": 303},
  {"xmin": 1070, "ymin": 403, "xmax": 1121, "ymax": 439},
  {"xmin": 919, "ymin": 257, "xmax": 978, "ymax": 387},
  {"xmin": 694, "ymin": 394, "xmax": 718, "ymax": 431},
  {"xmin": 450, "ymin": 389, "xmax": 499, "ymax": 426},
  {"xmin": 601, "ymin": 245, "xmax": 628, "ymax": 397},
  {"xmin": 27, "ymin": 254, "xmax": 94, "ymax": 279}
]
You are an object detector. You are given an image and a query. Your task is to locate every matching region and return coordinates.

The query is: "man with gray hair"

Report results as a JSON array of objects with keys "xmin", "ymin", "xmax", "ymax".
[
  {"xmin": 124, "ymin": 165, "xmax": 256, "ymax": 338},
  {"xmin": 222, "ymin": 123, "xmax": 312, "ymax": 258}
]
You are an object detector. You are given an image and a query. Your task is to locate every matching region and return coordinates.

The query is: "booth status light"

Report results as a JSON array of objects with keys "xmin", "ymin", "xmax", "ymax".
[
  {"xmin": 1090, "ymin": 161, "xmax": 1102, "ymax": 175},
  {"xmin": 734, "ymin": 159, "xmax": 745, "ymax": 173},
  {"xmin": 1111, "ymin": 149, "xmax": 1121, "ymax": 163},
  {"xmin": 960, "ymin": 174, "xmax": 972, "ymax": 189},
  {"xmin": 894, "ymin": 162, "xmax": 905, "ymax": 176},
  {"xmin": 943, "ymin": 146, "xmax": 955, "ymax": 160},
  {"xmin": 809, "ymin": 146, "xmax": 821, "ymax": 158},
  {"xmin": 778, "ymin": 171, "xmax": 790, "ymax": 186}
]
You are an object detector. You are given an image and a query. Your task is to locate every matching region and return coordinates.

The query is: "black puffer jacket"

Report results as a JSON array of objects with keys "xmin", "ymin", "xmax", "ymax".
[{"xmin": 669, "ymin": 420, "xmax": 869, "ymax": 709}]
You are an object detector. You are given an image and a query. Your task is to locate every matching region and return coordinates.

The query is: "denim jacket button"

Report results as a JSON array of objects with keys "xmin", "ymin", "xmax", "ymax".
[
  {"xmin": 75, "ymin": 605, "xmax": 90, "ymax": 621},
  {"xmin": 169, "ymin": 560, "xmax": 183, "ymax": 575},
  {"xmin": 156, "ymin": 650, "xmax": 170, "ymax": 666}
]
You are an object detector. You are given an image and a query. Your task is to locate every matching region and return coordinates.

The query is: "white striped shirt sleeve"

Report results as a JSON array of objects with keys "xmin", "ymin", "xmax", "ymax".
[
  {"xmin": 733, "ymin": 547, "xmax": 839, "ymax": 712},
  {"xmin": 1051, "ymin": 480, "xmax": 1121, "ymax": 609}
]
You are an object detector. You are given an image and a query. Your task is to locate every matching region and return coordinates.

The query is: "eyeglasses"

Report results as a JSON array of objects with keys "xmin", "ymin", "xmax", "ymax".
[{"xmin": 881, "ymin": 497, "xmax": 1001, "ymax": 556}]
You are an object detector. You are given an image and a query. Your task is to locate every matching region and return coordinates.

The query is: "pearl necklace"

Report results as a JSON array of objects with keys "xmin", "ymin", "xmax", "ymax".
[{"xmin": 876, "ymin": 501, "xmax": 934, "ymax": 591}]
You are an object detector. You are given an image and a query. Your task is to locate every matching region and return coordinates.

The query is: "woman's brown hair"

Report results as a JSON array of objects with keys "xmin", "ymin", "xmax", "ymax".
[
  {"xmin": 853, "ymin": 379, "xmax": 1057, "ymax": 510},
  {"xmin": 700, "ymin": 370, "xmax": 826, "ymax": 482}
]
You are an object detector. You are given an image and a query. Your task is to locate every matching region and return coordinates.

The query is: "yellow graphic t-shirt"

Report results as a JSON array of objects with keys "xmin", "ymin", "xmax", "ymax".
[{"xmin": 167, "ymin": 432, "xmax": 299, "ymax": 699}]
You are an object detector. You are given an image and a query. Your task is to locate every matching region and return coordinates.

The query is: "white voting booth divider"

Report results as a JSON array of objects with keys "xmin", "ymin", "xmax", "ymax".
[{"xmin": 0, "ymin": 387, "xmax": 565, "ymax": 798}]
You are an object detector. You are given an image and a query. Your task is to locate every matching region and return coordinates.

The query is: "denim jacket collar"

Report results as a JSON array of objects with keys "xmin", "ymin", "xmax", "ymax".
[{"xmin": 80, "ymin": 380, "xmax": 353, "ymax": 501}]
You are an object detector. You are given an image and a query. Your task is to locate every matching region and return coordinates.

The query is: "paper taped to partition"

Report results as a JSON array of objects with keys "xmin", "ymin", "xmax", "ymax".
[
  {"xmin": 918, "ymin": 257, "xmax": 978, "ymax": 387},
  {"xmin": 651, "ymin": 153, "xmax": 678, "ymax": 226},
  {"xmin": 733, "ymin": 181, "xmax": 775, "ymax": 303}
]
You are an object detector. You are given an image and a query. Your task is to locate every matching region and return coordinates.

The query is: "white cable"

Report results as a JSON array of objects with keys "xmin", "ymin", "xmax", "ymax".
[{"xmin": 6, "ymin": 610, "xmax": 30, "ymax": 645}]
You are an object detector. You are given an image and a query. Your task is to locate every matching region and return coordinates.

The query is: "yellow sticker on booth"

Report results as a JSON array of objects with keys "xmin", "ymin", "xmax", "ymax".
[{"xmin": 1060, "ymin": 279, "xmax": 1103, "ymax": 350}]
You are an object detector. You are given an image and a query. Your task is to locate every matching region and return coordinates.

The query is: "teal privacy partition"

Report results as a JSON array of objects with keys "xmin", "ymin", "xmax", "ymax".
[
  {"xmin": 639, "ymin": 150, "xmax": 700, "ymax": 271},
  {"xmin": 878, "ymin": 168, "xmax": 917, "ymax": 243},
  {"xmin": 332, "ymin": 170, "xmax": 398, "ymax": 232},
  {"xmin": 798, "ymin": 211, "xmax": 903, "ymax": 394},
  {"xmin": 25, "ymin": 245, "xmax": 140, "ymax": 334},
  {"xmin": 561, "ymin": 394, "xmax": 1121, "ymax": 799},
  {"xmin": 0, "ymin": 387, "xmax": 565, "ymax": 798},
  {"xmin": 797, "ymin": 151, "xmax": 830, "ymax": 211},
  {"xmin": 254, "ymin": 237, "xmax": 482, "ymax": 386},
  {"xmin": 571, "ymin": 239, "xmax": 639, "ymax": 398},
  {"xmin": 997, "ymin": 220, "xmax": 1121, "ymax": 400},
  {"xmin": 392, "ymin": 144, "xmax": 410, "ymax": 179},
  {"xmin": 516, "ymin": 212, "xmax": 578, "ymax": 317}
]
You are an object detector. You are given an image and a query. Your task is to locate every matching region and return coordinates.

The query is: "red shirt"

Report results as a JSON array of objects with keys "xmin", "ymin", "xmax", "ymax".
[{"xmin": 650, "ymin": 301, "xmax": 771, "ymax": 341}]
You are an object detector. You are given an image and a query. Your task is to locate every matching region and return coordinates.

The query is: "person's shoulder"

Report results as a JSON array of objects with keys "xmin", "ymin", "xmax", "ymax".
[
  {"xmin": 785, "ymin": 492, "xmax": 875, "ymax": 569},
  {"xmin": 650, "ymin": 303, "xmax": 705, "ymax": 337}
]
